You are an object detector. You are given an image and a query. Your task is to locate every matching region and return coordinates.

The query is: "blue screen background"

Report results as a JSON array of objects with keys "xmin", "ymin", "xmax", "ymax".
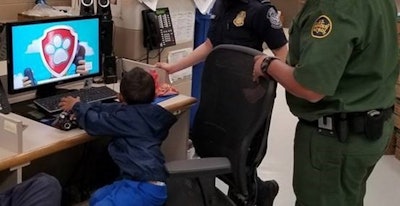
[{"xmin": 10, "ymin": 18, "xmax": 100, "ymax": 90}]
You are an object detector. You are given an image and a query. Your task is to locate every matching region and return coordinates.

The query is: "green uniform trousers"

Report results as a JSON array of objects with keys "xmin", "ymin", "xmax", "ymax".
[{"xmin": 293, "ymin": 117, "xmax": 393, "ymax": 206}]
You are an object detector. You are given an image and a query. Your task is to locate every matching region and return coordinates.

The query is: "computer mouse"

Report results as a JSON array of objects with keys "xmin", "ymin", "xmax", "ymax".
[{"xmin": 24, "ymin": 68, "xmax": 37, "ymax": 86}]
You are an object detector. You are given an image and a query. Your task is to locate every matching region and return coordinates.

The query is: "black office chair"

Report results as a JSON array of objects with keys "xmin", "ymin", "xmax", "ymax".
[{"xmin": 165, "ymin": 44, "xmax": 277, "ymax": 206}]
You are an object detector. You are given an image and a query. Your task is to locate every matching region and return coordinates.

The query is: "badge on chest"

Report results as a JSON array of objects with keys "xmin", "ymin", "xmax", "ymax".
[{"xmin": 233, "ymin": 11, "xmax": 246, "ymax": 27}]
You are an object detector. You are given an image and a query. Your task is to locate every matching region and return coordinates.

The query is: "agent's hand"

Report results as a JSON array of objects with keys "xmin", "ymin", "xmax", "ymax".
[
  {"xmin": 253, "ymin": 55, "xmax": 267, "ymax": 82},
  {"xmin": 76, "ymin": 60, "xmax": 88, "ymax": 75},
  {"xmin": 154, "ymin": 62, "xmax": 176, "ymax": 74},
  {"xmin": 59, "ymin": 96, "xmax": 80, "ymax": 111}
]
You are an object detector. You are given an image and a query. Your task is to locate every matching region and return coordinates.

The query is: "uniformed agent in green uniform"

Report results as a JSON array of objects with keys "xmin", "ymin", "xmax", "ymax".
[{"xmin": 252, "ymin": 0, "xmax": 398, "ymax": 205}]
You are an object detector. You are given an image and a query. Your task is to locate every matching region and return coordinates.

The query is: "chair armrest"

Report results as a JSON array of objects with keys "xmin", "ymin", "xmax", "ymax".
[{"xmin": 166, "ymin": 157, "xmax": 231, "ymax": 178}]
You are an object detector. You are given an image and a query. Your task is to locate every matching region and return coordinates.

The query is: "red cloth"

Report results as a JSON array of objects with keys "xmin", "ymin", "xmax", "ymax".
[{"xmin": 149, "ymin": 70, "xmax": 179, "ymax": 97}]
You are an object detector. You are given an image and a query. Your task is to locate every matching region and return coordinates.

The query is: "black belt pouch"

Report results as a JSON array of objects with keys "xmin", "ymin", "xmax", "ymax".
[{"xmin": 364, "ymin": 111, "xmax": 384, "ymax": 140}]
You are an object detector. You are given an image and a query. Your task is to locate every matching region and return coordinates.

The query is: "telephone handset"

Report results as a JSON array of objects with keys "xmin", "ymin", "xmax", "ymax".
[
  {"xmin": 0, "ymin": 80, "xmax": 11, "ymax": 114},
  {"xmin": 142, "ymin": 7, "xmax": 176, "ymax": 50}
]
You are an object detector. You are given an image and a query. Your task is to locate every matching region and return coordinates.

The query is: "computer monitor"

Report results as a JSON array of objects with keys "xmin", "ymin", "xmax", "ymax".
[{"xmin": 6, "ymin": 15, "xmax": 101, "ymax": 98}]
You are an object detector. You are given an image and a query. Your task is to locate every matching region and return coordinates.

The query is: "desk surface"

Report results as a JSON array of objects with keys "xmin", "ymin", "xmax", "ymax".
[{"xmin": 0, "ymin": 94, "xmax": 196, "ymax": 171}]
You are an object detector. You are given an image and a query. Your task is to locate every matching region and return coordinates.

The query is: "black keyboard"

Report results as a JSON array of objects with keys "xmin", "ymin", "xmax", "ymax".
[{"xmin": 34, "ymin": 86, "xmax": 118, "ymax": 114}]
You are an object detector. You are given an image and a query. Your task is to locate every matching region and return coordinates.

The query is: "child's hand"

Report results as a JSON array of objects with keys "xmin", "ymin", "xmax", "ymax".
[{"xmin": 59, "ymin": 96, "xmax": 80, "ymax": 111}]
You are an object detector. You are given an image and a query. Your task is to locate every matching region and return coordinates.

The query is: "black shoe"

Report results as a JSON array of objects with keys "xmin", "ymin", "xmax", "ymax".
[{"xmin": 256, "ymin": 179, "xmax": 279, "ymax": 206}]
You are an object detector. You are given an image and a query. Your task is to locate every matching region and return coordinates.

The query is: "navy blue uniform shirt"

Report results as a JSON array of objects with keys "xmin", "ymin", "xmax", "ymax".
[
  {"xmin": 72, "ymin": 101, "xmax": 177, "ymax": 182},
  {"xmin": 207, "ymin": 0, "xmax": 287, "ymax": 51}
]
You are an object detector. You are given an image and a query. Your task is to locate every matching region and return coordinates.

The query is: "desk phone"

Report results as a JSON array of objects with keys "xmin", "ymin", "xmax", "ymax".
[{"xmin": 142, "ymin": 7, "xmax": 176, "ymax": 50}]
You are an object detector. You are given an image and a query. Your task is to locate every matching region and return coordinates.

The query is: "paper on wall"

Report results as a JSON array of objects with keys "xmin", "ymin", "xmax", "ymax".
[
  {"xmin": 140, "ymin": 0, "xmax": 158, "ymax": 11},
  {"xmin": 193, "ymin": 0, "xmax": 216, "ymax": 14},
  {"xmin": 171, "ymin": 11, "xmax": 195, "ymax": 44}
]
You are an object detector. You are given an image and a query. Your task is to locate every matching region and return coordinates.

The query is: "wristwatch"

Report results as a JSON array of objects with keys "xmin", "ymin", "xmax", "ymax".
[{"xmin": 261, "ymin": 56, "xmax": 278, "ymax": 75}]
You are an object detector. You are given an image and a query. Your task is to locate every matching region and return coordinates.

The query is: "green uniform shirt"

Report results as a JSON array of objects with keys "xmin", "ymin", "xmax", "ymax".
[{"xmin": 286, "ymin": 0, "xmax": 398, "ymax": 121}]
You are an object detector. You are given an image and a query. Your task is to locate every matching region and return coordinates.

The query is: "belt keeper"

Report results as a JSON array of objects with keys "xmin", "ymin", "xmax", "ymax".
[{"xmin": 318, "ymin": 116, "xmax": 333, "ymax": 130}]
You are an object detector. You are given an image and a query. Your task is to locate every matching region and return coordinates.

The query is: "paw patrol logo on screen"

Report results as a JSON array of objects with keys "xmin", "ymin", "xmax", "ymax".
[{"xmin": 39, "ymin": 26, "xmax": 78, "ymax": 77}]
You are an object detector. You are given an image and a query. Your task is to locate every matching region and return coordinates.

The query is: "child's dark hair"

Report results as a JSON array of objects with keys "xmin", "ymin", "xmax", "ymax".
[{"xmin": 120, "ymin": 67, "xmax": 155, "ymax": 104}]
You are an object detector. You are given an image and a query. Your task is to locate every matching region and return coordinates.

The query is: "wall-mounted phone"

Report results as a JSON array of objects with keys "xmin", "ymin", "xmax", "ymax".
[
  {"xmin": 0, "ymin": 79, "xmax": 11, "ymax": 114},
  {"xmin": 142, "ymin": 7, "xmax": 176, "ymax": 50}
]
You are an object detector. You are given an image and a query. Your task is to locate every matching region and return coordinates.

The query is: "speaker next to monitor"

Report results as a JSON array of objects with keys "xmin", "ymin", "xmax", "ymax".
[
  {"xmin": 100, "ymin": 20, "xmax": 113, "ymax": 55},
  {"xmin": 0, "ymin": 23, "xmax": 7, "ymax": 61},
  {"xmin": 80, "ymin": 0, "xmax": 95, "ymax": 16},
  {"xmin": 97, "ymin": 0, "xmax": 112, "ymax": 20},
  {"xmin": 103, "ymin": 55, "xmax": 117, "ymax": 84}
]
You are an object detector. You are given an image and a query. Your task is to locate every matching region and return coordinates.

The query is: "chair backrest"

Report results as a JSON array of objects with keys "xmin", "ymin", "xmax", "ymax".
[{"xmin": 191, "ymin": 44, "xmax": 277, "ymax": 202}]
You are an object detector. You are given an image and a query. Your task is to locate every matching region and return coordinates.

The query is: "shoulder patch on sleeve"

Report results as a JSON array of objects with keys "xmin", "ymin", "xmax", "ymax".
[
  {"xmin": 311, "ymin": 15, "xmax": 332, "ymax": 38},
  {"xmin": 267, "ymin": 7, "xmax": 282, "ymax": 29}
]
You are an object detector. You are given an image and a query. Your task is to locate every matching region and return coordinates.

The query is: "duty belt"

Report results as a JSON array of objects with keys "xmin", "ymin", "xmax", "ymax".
[{"xmin": 299, "ymin": 107, "xmax": 393, "ymax": 142}]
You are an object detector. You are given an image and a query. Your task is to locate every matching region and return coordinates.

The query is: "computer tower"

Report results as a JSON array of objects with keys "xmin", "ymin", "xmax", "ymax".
[
  {"xmin": 0, "ymin": 23, "xmax": 6, "ymax": 61},
  {"xmin": 97, "ymin": 0, "xmax": 112, "ymax": 20},
  {"xmin": 80, "ymin": 0, "xmax": 95, "ymax": 16},
  {"xmin": 100, "ymin": 20, "xmax": 113, "ymax": 55},
  {"xmin": 103, "ymin": 55, "xmax": 117, "ymax": 84}
]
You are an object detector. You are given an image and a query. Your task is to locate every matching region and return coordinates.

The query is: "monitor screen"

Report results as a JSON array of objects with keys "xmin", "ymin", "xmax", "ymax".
[{"xmin": 6, "ymin": 16, "xmax": 101, "ymax": 95}]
